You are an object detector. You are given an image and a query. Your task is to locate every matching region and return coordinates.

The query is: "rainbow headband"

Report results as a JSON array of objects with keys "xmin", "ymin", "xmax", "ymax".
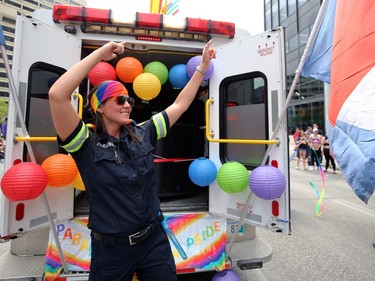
[{"xmin": 90, "ymin": 80, "xmax": 128, "ymax": 113}]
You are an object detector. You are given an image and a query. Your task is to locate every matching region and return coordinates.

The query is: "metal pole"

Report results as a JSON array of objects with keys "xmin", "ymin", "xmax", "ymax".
[
  {"xmin": 226, "ymin": 0, "xmax": 331, "ymax": 259},
  {"xmin": 0, "ymin": 25, "xmax": 69, "ymax": 273}
]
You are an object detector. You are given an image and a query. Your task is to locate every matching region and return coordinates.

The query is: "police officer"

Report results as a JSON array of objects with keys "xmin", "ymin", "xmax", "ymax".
[{"xmin": 48, "ymin": 40, "xmax": 216, "ymax": 281}]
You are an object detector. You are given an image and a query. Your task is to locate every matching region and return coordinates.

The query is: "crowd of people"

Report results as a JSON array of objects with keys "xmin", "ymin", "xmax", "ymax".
[{"xmin": 291, "ymin": 124, "xmax": 336, "ymax": 174}]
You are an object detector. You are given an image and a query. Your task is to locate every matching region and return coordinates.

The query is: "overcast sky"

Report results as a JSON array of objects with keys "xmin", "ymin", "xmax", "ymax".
[{"xmin": 86, "ymin": 0, "xmax": 264, "ymax": 36}]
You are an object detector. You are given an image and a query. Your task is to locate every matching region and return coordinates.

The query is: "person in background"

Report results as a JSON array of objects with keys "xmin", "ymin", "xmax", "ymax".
[
  {"xmin": 1, "ymin": 117, "xmax": 7, "ymax": 139},
  {"xmin": 322, "ymin": 135, "xmax": 336, "ymax": 174},
  {"xmin": 48, "ymin": 40, "xmax": 216, "ymax": 281},
  {"xmin": 295, "ymin": 130, "xmax": 308, "ymax": 170},
  {"xmin": 308, "ymin": 128, "xmax": 323, "ymax": 170},
  {"xmin": 0, "ymin": 137, "xmax": 5, "ymax": 160}
]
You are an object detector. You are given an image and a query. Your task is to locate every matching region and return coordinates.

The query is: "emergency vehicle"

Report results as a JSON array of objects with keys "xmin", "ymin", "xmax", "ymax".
[{"xmin": 0, "ymin": 4, "xmax": 290, "ymax": 280}]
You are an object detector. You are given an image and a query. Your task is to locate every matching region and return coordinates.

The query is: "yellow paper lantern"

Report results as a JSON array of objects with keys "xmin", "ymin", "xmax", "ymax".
[
  {"xmin": 133, "ymin": 73, "xmax": 161, "ymax": 101},
  {"xmin": 41, "ymin": 154, "xmax": 78, "ymax": 188},
  {"xmin": 71, "ymin": 171, "xmax": 85, "ymax": 191}
]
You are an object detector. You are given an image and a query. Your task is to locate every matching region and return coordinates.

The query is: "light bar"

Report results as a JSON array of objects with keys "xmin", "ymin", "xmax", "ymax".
[{"xmin": 52, "ymin": 4, "xmax": 235, "ymax": 38}]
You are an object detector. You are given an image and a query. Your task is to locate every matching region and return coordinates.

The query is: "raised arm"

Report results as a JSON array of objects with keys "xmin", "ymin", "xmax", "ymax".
[
  {"xmin": 165, "ymin": 40, "xmax": 216, "ymax": 127},
  {"xmin": 48, "ymin": 41, "xmax": 125, "ymax": 141}
]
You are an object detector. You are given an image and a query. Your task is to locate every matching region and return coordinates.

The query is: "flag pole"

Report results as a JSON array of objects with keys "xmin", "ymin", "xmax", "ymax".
[{"xmin": 226, "ymin": 0, "xmax": 331, "ymax": 259}]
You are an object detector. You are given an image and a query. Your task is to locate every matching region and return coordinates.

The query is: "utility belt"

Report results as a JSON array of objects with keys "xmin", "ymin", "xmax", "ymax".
[{"xmin": 91, "ymin": 212, "xmax": 164, "ymax": 246}]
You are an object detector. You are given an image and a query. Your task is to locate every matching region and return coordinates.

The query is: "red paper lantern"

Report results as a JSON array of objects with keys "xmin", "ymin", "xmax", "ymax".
[
  {"xmin": 1, "ymin": 162, "xmax": 47, "ymax": 201},
  {"xmin": 116, "ymin": 57, "xmax": 143, "ymax": 83},
  {"xmin": 88, "ymin": 61, "xmax": 117, "ymax": 86},
  {"xmin": 41, "ymin": 154, "xmax": 78, "ymax": 188}
]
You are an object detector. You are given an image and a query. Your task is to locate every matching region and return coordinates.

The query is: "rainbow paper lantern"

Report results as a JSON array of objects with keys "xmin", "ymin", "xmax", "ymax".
[
  {"xmin": 168, "ymin": 64, "xmax": 190, "ymax": 88},
  {"xmin": 41, "ymin": 154, "xmax": 78, "ymax": 188},
  {"xmin": 188, "ymin": 157, "xmax": 217, "ymax": 187},
  {"xmin": 211, "ymin": 269, "xmax": 241, "ymax": 281},
  {"xmin": 116, "ymin": 57, "xmax": 144, "ymax": 83},
  {"xmin": 133, "ymin": 73, "xmax": 161, "ymax": 100},
  {"xmin": 1, "ymin": 162, "xmax": 47, "ymax": 201},
  {"xmin": 87, "ymin": 61, "xmax": 116, "ymax": 86},
  {"xmin": 217, "ymin": 162, "xmax": 249, "ymax": 194},
  {"xmin": 144, "ymin": 61, "xmax": 169, "ymax": 85},
  {"xmin": 186, "ymin": 55, "xmax": 214, "ymax": 80},
  {"xmin": 249, "ymin": 165, "xmax": 286, "ymax": 200}
]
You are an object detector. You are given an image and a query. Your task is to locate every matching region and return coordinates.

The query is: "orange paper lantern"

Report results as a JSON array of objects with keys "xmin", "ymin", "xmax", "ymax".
[
  {"xmin": 1, "ymin": 162, "xmax": 47, "ymax": 201},
  {"xmin": 116, "ymin": 57, "xmax": 144, "ymax": 83},
  {"xmin": 41, "ymin": 154, "xmax": 78, "ymax": 187}
]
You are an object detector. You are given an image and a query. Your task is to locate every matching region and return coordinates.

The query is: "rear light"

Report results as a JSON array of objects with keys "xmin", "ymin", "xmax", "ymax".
[
  {"xmin": 16, "ymin": 203, "xmax": 25, "ymax": 221},
  {"xmin": 53, "ymin": 5, "xmax": 110, "ymax": 24},
  {"xmin": 53, "ymin": 4, "xmax": 235, "ymax": 40},
  {"xmin": 271, "ymin": 159, "xmax": 278, "ymax": 168},
  {"xmin": 272, "ymin": 200, "xmax": 279, "ymax": 217}
]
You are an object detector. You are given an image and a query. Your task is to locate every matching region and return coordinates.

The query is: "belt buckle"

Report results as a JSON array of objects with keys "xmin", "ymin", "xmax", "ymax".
[{"xmin": 128, "ymin": 232, "xmax": 138, "ymax": 246}]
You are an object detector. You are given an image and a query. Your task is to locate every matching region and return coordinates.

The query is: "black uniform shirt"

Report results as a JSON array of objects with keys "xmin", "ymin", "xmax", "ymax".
[{"xmin": 59, "ymin": 111, "xmax": 170, "ymax": 235}]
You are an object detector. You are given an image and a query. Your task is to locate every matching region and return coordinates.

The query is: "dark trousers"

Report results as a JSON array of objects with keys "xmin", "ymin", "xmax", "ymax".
[
  {"xmin": 311, "ymin": 148, "xmax": 322, "ymax": 167},
  {"xmin": 89, "ymin": 224, "xmax": 177, "ymax": 281},
  {"xmin": 324, "ymin": 148, "xmax": 336, "ymax": 171}
]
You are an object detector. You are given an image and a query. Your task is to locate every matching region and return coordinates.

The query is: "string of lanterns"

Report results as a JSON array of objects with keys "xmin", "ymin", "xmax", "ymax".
[{"xmin": 87, "ymin": 55, "xmax": 215, "ymax": 101}]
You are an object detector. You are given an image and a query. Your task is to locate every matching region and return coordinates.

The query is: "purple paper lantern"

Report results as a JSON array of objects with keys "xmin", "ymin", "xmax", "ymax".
[
  {"xmin": 249, "ymin": 165, "xmax": 286, "ymax": 200},
  {"xmin": 186, "ymin": 55, "xmax": 214, "ymax": 80},
  {"xmin": 188, "ymin": 157, "xmax": 217, "ymax": 187},
  {"xmin": 168, "ymin": 64, "xmax": 190, "ymax": 89},
  {"xmin": 211, "ymin": 269, "xmax": 241, "ymax": 281}
]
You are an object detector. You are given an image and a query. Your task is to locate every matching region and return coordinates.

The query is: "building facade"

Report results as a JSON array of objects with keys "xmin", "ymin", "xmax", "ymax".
[
  {"xmin": 264, "ymin": 0, "xmax": 326, "ymax": 135},
  {"xmin": 0, "ymin": 0, "xmax": 87, "ymax": 97}
]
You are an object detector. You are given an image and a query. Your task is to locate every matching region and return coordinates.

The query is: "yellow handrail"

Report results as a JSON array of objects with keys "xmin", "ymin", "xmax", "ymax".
[
  {"xmin": 15, "ymin": 93, "xmax": 83, "ymax": 143},
  {"xmin": 205, "ymin": 98, "xmax": 280, "ymax": 145}
]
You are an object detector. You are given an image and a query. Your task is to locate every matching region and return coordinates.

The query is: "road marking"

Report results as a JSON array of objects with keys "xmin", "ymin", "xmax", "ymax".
[{"xmin": 331, "ymin": 199, "xmax": 375, "ymax": 218}]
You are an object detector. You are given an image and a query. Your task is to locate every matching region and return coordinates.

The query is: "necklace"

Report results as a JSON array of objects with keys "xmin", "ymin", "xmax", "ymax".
[{"xmin": 110, "ymin": 137, "xmax": 123, "ymax": 165}]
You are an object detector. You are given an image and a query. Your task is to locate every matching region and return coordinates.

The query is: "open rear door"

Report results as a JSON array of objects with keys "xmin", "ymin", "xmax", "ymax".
[
  {"xmin": 0, "ymin": 15, "xmax": 81, "ymax": 237},
  {"xmin": 209, "ymin": 28, "xmax": 290, "ymax": 234}
]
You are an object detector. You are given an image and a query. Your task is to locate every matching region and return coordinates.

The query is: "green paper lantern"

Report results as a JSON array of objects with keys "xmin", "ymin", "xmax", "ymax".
[
  {"xmin": 144, "ymin": 61, "xmax": 169, "ymax": 85},
  {"xmin": 217, "ymin": 161, "xmax": 249, "ymax": 193}
]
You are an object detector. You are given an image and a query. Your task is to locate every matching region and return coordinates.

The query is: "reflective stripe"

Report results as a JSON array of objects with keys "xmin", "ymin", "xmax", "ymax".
[
  {"xmin": 62, "ymin": 122, "xmax": 89, "ymax": 153},
  {"xmin": 152, "ymin": 113, "xmax": 167, "ymax": 140}
]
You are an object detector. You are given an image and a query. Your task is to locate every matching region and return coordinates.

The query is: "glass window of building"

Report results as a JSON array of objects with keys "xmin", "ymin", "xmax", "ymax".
[
  {"xmin": 298, "ymin": 0, "xmax": 308, "ymax": 7},
  {"xmin": 265, "ymin": 1, "xmax": 271, "ymax": 31},
  {"xmin": 299, "ymin": 26, "xmax": 310, "ymax": 46},
  {"xmin": 288, "ymin": 0, "xmax": 297, "ymax": 15},
  {"xmin": 289, "ymin": 33, "xmax": 299, "ymax": 52},
  {"xmin": 272, "ymin": 0, "xmax": 279, "ymax": 28},
  {"xmin": 280, "ymin": 0, "xmax": 287, "ymax": 22}
]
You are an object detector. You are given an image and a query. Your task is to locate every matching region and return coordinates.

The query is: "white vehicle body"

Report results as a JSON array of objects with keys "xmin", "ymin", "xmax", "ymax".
[{"xmin": 0, "ymin": 4, "xmax": 290, "ymax": 280}]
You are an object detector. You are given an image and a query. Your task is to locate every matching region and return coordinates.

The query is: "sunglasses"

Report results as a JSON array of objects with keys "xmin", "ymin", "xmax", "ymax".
[{"xmin": 112, "ymin": 96, "xmax": 135, "ymax": 107}]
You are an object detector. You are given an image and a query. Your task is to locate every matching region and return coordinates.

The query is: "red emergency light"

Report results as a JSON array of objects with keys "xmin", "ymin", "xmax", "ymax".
[{"xmin": 52, "ymin": 4, "xmax": 235, "ymax": 39}]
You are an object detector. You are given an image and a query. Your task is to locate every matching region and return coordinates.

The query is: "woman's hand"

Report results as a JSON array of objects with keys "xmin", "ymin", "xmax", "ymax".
[
  {"xmin": 200, "ymin": 40, "xmax": 217, "ymax": 71},
  {"xmin": 96, "ymin": 41, "xmax": 126, "ymax": 61}
]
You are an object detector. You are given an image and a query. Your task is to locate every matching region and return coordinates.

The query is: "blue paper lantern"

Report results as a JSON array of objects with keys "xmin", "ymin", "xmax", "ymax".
[
  {"xmin": 249, "ymin": 165, "xmax": 286, "ymax": 200},
  {"xmin": 168, "ymin": 64, "xmax": 190, "ymax": 89},
  {"xmin": 188, "ymin": 157, "xmax": 217, "ymax": 187}
]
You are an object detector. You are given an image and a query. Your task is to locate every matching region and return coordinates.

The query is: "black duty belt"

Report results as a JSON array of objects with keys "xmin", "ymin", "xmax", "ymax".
[{"xmin": 91, "ymin": 212, "xmax": 164, "ymax": 246}]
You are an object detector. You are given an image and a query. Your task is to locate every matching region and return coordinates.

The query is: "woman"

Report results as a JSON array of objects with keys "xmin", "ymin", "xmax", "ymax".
[
  {"xmin": 48, "ymin": 40, "xmax": 216, "ymax": 281},
  {"xmin": 295, "ymin": 130, "xmax": 308, "ymax": 170},
  {"xmin": 323, "ymin": 136, "xmax": 336, "ymax": 174}
]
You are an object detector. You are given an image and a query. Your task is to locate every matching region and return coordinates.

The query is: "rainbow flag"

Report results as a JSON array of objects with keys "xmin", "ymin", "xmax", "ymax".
[{"xmin": 301, "ymin": 0, "xmax": 375, "ymax": 203}]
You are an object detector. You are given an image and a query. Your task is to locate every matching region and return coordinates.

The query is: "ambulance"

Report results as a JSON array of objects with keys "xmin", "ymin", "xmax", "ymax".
[{"xmin": 0, "ymin": 4, "xmax": 290, "ymax": 280}]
